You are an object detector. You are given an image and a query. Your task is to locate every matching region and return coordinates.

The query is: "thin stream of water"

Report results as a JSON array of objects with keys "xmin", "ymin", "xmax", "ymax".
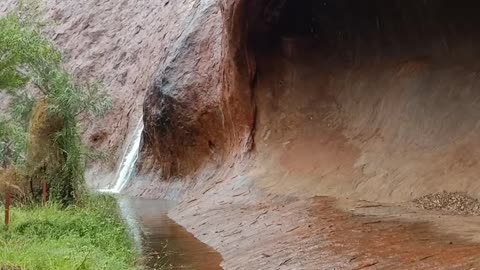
[{"xmin": 99, "ymin": 118, "xmax": 144, "ymax": 193}]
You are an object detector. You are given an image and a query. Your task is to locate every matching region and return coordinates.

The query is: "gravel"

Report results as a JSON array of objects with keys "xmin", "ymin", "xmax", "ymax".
[{"xmin": 413, "ymin": 191, "xmax": 480, "ymax": 216}]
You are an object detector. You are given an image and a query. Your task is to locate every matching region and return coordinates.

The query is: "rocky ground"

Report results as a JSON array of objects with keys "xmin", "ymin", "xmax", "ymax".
[{"xmin": 414, "ymin": 191, "xmax": 480, "ymax": 216}]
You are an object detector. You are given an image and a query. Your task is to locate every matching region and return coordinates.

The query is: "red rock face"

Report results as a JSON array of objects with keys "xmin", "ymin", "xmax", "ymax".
[
  {"xmin": 142, "ymin": 1, "xmax": 226, "ymax": 178},
  {"xmin": 141, "ymin": 0, "xmax": 480, "ymax": 268},
  {"xmin": 141, "ymin": 0, "xmax": 256, "ymax": 182},
  {"xmin": 5, "ymin": 0, "xmax": 480, "ymax": 268},
  {"xmin": 143, "ymin": 0, "xmax": 480, "ymax": 202}
]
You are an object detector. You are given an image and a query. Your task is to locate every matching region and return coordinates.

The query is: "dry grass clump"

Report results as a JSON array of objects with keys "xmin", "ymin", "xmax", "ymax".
[
  {"xmin": 26, "ymin": 100, "xmax": 63, "ymax": 181},
  {"xmin": 0, "ymin": 166, "xmax": 26, "ymax": 200}
]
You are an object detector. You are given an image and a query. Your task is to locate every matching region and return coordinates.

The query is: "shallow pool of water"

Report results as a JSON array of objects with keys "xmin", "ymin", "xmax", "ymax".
[{"xmin": 117, "ymin": 197, "xmax": 223, "ymax": 270}]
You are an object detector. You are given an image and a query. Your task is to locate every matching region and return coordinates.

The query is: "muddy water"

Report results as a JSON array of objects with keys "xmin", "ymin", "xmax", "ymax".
[{"xmin": 118, "ymin": 197, "xmax": 223, "ymax": 270}]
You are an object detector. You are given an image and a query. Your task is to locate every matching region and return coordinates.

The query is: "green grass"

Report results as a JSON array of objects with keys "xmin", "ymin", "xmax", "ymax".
[{"xmin": 0, "ymin": 195, "xmax": 139, "ymax": 270}]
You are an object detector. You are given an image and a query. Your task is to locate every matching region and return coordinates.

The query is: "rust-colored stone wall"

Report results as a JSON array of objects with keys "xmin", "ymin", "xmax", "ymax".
[
  {"xmin": 141, "ymin": 0, "xmax": 258, "ymax": 182},
  {"xmin": 142, "ymin": 0, "xmax": 480, "ymax": 203},
  {"xmin": 5, "ymin": 0, "xmax": 480, "ymax": 268},
  {"xmin": 145, "ymin": 2, "xmax": 480, "ymax": 267}
]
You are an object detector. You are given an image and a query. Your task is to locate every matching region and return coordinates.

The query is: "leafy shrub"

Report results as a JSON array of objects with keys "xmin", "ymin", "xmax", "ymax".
[{"xmin": 0, "ymin": 4, "xmax": 111, "ymax": 204}]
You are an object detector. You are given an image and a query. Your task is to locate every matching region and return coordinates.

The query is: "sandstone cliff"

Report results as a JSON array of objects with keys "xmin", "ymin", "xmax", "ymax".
[{"xmin": 4, "ymin": 0, "xmax": 480, "ymax": 268}]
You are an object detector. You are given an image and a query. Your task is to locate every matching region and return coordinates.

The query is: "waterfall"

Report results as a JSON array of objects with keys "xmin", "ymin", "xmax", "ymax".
[{"xmin": 99, "ymin": 118, "xmax": 144, "ymax": 193}]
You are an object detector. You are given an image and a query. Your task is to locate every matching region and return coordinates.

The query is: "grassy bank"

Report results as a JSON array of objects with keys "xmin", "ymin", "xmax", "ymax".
[{"xmin": 0, "ymin": 195, "xmax": 138, "ymax": 270}]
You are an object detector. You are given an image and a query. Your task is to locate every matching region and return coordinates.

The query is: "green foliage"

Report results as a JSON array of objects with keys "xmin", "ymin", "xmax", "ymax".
[
  {"xmin": 0, "ymin": 195, "xmax": 139, "ymax": 270},
  {"xmin": 0, "ymin": 119, "xmax": 28, "ymax": 167},
  {"xmin": 0, "ymin": 5, "xmax": 112, "ymax": 203},
  {"xmin": 0, "ymin": 5, "xmax": 140, "ymax": 270},
  {"xmin": 0, "ymin": 13, "xmax": 60, "ymax": 92}
]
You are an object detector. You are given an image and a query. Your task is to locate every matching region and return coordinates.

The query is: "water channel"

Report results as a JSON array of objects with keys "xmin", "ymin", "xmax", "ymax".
[{"xmin": 118, "ymin": 196, "xmax": 223, "ymax": 270}]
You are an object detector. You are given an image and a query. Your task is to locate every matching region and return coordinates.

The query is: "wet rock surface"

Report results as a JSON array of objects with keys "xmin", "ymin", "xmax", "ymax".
[
  {"xmin": 172, "ymin": 192, "xmax": 480, "ymax": 269},
  {"xmin": 151, "ymin": 0, "xmax": 480, "ymax": 268},
  {"xmin": 139, "ymin": 0, "xmax": 480, "ymax": 268},
  {"xmin": 142, "ymin": 0, "xmax": 226, "ymax": 177}
]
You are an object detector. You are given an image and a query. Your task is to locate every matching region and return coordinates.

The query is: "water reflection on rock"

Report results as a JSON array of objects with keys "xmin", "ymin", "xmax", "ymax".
[{"xmin": 117, "ymin": 197, "xmax": 223, "ymax": 270}]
